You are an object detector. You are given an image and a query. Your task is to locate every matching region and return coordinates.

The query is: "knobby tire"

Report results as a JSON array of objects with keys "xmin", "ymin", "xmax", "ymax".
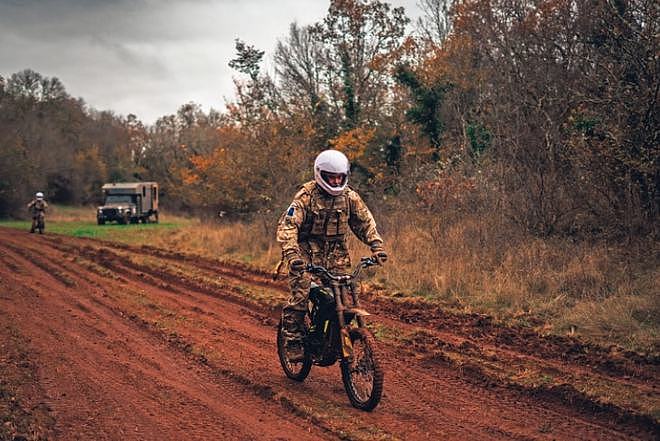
[
  {"xmin": 277, "ymin": 318, "xmax": 312, "ymax": 381},
  {"xmin": 341, "ymin": 328, "xmax": 384, "ymax": 411}
]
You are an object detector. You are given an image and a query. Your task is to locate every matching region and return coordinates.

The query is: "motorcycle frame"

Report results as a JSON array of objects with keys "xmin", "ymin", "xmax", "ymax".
[
  {"xmin": 304, "ymin": 257, "xmax": 377, "ymax": 363},
  {"xmin": 327, "ymin": 278, "xmax": 367, "ymax": 360}
]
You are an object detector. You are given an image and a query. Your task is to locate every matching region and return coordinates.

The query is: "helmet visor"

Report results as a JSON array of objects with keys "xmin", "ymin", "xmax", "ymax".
[{"xmin": 320, "ymin": 171, "xmax": 347, "ymax": 188}]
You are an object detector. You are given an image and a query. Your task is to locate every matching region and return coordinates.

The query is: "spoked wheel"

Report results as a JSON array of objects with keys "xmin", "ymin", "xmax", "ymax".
[
  {"xmin": 341, "ymin": 328, "xmax": 383, "ymax": 411},
  {"xmin": 277, "ymin": 318, "xmax": 312, "ymax": 381}
]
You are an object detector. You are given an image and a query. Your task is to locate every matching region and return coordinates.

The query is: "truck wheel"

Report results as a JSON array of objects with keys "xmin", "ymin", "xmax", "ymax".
[{"xmin": 97, "ymin": 218, "xmax": 105, "ymax": 225}]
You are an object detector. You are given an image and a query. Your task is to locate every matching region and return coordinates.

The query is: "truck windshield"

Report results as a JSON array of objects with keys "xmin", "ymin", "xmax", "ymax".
[{"xmin": 105, "ymin": 195, "xmax": 134, "ymax": 204}]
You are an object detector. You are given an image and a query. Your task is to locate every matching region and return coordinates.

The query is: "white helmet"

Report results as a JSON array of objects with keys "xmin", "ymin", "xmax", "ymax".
[
  {"xmin": 314, "ymin": 150, "xmax": 350, "ymax": 196},
  {"xmin": 35, "ymin": 192, "xmax": 44, "ymax": 199}
]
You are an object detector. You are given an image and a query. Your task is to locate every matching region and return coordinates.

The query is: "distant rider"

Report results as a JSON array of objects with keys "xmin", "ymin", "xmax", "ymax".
[
  {"xmin": 27, "ymin": 192, "xmax": 48, "ymax": 233},
  {"xmin": 276, "ymin": 149, "xmax": 388, "ymax": 361}
]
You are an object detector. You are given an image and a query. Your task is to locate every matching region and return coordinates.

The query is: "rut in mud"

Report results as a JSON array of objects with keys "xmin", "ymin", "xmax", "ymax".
[{"xmin": 0, "ymin": 227, "xmax": 657, "ymax": 440}]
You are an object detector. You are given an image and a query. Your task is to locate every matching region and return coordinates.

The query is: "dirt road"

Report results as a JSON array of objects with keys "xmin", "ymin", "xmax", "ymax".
[{"xmin": 0, "ymin": 227, "xmax": 657, "ymax": 440}]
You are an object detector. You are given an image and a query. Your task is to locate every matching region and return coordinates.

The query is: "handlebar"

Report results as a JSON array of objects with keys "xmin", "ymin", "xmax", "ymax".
[{"xmin": 305, "ymin": 256, "xmax": 378, "ymax": 283}]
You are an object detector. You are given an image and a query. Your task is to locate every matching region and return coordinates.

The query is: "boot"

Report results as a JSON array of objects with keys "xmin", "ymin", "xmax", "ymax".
[{"xmin": 282, "ymin": 310, "xmax": 306, "ymax": 362}]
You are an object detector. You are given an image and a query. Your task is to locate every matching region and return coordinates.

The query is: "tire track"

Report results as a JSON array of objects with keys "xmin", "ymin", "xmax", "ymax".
[
  {"xmin": 0, "ymin": 227, "xmax": 657, "ymax": 440},
  {"xmin": 0, "ymin": 236, "xmax": 334, "ymax": 441}
]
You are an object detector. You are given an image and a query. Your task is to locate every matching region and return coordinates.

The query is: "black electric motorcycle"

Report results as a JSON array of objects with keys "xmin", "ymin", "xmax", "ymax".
[{"xmin": 277, "ymin": 257, "xmax": 384, "ymax": 411}]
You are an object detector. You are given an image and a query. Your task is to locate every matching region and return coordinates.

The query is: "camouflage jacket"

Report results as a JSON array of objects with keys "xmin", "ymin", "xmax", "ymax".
[
  {"xmin": 277, "ymin": 181, "xmax": 383, "ymax": 263},
  {"xmin": 27, "ymin": 199, "xmax": 48, "ymax": 216}
]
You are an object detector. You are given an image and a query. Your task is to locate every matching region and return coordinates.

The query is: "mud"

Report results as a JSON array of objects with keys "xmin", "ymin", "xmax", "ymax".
[{"xmin": 0, "ymin": 227, "xmax": 657, "ymax": 440}]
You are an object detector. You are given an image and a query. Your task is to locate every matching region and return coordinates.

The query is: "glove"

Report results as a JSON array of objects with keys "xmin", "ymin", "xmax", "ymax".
[
  {"xmin": 289, "ymin": 258, "xmax": 305, "ymax": 273},
  {"xmin": 370, "ymin": 244, "xmax": 388, "ymax": 265},
  {"xmin": 288, "ymin": 255, "xmax": 306, "ymax": 273}
]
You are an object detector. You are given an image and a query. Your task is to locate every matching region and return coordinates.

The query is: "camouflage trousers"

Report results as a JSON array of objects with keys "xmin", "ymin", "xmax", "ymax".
[{"xmin": 281, "ymin": 241, "xmax": 351, "ymax": 342}]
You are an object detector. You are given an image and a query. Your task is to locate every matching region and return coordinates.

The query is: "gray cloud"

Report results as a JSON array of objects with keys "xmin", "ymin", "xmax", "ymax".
[{"xmin": 1, "ymin": 0, "xmax": 421, "ymax": 124}]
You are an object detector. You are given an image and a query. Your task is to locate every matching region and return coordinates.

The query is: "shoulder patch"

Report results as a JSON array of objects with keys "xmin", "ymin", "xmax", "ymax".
[{"xmin": 287, "ymin": 205, "xmax": 295, "ymax": 216}]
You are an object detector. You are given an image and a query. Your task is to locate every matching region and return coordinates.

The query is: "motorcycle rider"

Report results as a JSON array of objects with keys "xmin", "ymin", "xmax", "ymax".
[
  {"xmin": 27, "ymin": 192, "xmax": 48, "ymax": 233},
  {"xmin": 277, "ymin": 149, "xmax": 388, "ymax": 361}
]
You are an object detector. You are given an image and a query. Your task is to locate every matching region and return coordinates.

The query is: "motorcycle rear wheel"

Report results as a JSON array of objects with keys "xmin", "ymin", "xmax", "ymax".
[
  {"xmin": 277, "ymin": 318, "xmax": 312, "ymax": 381},
  {"xmin": 341, "ymin": 328, "xmax": 383, "ymax": 411}
]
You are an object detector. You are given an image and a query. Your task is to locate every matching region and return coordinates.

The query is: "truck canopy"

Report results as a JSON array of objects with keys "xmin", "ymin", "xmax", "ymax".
[
  {"xmin": 102, "ymin": 182, "xmax": 158, "ymax": 194},
  {"xmin": 102, "ymin": 182, "xmax": 159, "ymax": 213}
]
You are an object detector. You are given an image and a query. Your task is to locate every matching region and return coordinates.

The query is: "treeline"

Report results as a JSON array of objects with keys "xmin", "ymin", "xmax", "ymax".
[
  {"xmin": 1, "ymin": 0, "xmax": 657, "ymax": 239},
  {"xmin": 0, "ymin": 69, "xmax": 146, "ymax": 215}
]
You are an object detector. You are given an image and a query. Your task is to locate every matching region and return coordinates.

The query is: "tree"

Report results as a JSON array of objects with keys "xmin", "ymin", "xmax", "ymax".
[
  {"xmin": 417, "ymin": 0, "xmax": 454, "ymax": 43},
  {"xmin": 228, "ymin": 39, "xmax": 265, "ymax": 82},
  {"xmin": 446, "ymin": 0, "xmax": 659, "ymax": 236},
  {"xmin": 274, "ymin": 23, "xmax": 337, "ymax": 146},
  {"xmin": 0, "ymin": 69, "xmax": 145, "ymax": 213},
  {"xmin": 6, "ymin": 69, "xmax": 67, "ymax": 102},
  {"xmin": 274, "ymin": 23, "xmax": 324, "ymax": 113},
  {"xmin": 312, "ymin": 0, "xmax": 409, "ymax": 128},
  {"xmin": 228, "ymin": 38, "xmax": 281, "ymax": 126},
  {"xmin": 394, "ymin": 64, "xmax": 451, "ymax": 158}
]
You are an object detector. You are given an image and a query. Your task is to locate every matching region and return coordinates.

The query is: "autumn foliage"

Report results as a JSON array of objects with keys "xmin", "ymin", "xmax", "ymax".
[{"xmin": 1, "ymin": 0, "xmax": 657, "ymax": 239}]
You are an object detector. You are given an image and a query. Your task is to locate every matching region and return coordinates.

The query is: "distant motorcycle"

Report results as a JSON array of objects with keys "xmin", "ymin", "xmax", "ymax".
[
  {"xmin": 32, "ymin": 212, "xmax": 45, "ymax": 234},
  {"xmin": 277, "ymin": 257, "xmax": 384, "ymax": 411}
]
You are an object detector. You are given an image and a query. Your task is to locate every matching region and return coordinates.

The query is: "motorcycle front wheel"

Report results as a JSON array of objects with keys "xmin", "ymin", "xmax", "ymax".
[
  {"xmin": 341, "ymin": 328, "xmax": 384, "ymax": 411},
  {"xmin": 277, "ymin": 318, "xmax": 312, "ymax": 381}
]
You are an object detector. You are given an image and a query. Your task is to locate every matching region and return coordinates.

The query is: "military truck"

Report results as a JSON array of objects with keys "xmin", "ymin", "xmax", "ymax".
[{"xmin": 97, "ymin": 182, "xmax": 159, "ymax": 225}]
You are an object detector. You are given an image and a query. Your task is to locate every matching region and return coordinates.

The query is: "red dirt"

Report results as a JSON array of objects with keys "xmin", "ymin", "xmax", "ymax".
[{"xmin": 0, "ymin": 227, "xmax": 657, "ymax": 440}]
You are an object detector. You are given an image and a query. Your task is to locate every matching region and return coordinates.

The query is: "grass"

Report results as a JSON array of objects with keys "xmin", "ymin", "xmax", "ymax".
[{"xmin": 1, "ymin": 205, "xmax": 192, "ymax": 241}]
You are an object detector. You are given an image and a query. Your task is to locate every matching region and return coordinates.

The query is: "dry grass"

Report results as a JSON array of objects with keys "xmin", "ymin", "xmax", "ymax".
[
  {"xmin": 146, "ymin": 217, "xmax": 280, "ymax": 267},
  {"xmin": 43, "ymin": 205, "xmax": 96, "ymax": 222},
  {"xmin": 146, "ymin": 211, "xmax": 658, "ymax": 354},
  {"xmin": 376, "ymin": 212, "xmax": 659, "ymax": 353}
]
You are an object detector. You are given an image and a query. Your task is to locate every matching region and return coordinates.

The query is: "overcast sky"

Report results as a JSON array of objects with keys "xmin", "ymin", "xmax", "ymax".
[{"xmin": 1, "ymin": 0, "xmax": 422, "ymax": 125}]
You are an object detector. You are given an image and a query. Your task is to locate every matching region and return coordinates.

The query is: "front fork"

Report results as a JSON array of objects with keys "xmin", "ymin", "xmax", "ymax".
[{"xmin": 334, "ymin": 283, "xmax": 367, "ymax": 359}]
